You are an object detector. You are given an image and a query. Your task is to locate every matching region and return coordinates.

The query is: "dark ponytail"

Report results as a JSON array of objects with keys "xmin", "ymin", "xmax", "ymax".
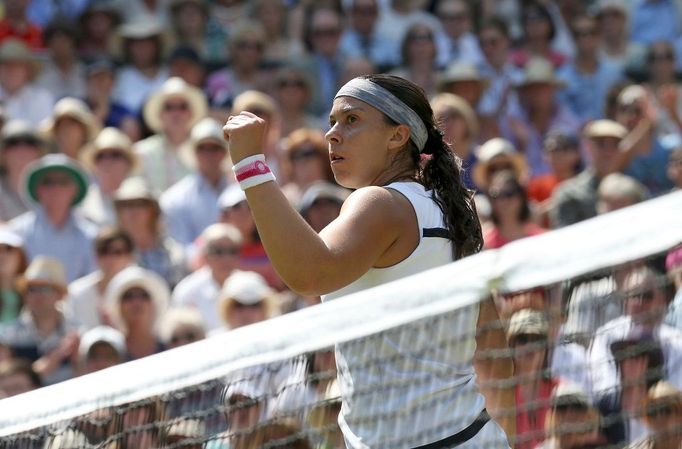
[{"xmin": 365, "ymin": 74, "xmax": 483, "ymax": 259}]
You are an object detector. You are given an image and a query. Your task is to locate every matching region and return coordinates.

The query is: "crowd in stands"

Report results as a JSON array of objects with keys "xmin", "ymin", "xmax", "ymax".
[{"xmin": 1, "ymin": 0, "xmax": 682, "ymax": 448}]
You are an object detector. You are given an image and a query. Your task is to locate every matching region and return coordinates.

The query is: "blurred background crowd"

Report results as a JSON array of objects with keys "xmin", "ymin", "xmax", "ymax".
[{"xmin": 1, "ymin": 0, "xmax": 682, "ymax": 448}]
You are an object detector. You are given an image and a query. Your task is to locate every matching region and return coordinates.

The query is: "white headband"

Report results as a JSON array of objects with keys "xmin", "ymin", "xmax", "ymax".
[{"xmin": 334, "ymin": 77, "xmax": 428, "ymax": 151}]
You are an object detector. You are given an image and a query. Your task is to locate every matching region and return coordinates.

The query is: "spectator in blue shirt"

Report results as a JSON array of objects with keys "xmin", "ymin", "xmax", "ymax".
[{"xmin": 629, "ymin": 0, "xmax": 681, "ymax": 46}]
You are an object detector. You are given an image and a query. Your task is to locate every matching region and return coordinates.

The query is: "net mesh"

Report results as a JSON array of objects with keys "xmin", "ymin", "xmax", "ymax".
[{"xmin": 1, "ymin": 191, "xmax": 681, "ymax": 449}]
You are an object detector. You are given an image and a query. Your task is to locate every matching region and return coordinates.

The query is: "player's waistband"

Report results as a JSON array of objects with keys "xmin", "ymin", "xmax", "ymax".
[{"xmin": 410, "ymin": 408, "xmax": 491, "ymax": 449}]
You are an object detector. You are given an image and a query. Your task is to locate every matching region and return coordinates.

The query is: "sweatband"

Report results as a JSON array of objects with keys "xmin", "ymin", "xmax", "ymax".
[
  {"xmin": 233, "ymin": 155, "xmax": 276, "ymax": 190},
  {"xmin": 334, "ymin": 77, "xmax": 428, "ymax": 151}
]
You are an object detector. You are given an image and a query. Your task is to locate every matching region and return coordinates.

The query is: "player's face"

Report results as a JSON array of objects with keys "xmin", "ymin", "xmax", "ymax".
[{"xmin": 326, "ymin": 97, "xmax": 399, "ymax": 189}]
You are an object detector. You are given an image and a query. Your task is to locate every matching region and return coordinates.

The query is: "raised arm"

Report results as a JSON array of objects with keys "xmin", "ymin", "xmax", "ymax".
[{"xmin": 223, "ymin": 112, "xmax": 413, "ymax": 296}]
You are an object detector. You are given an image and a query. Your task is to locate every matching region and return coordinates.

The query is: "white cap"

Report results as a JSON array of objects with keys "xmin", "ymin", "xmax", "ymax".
[
  {"xmin": 78, "ymin": 325, "xmax": 126, "ymax": 362},
  {"xmin": 220, "ymin": 271, "xmax": 273, "ymax": 305},
  {"xmin": 0, "ymin": 226, "xmax": 23, "ymax": 248},
  {"xmin": 218, "ymin": 183, "xmax": 247, "ymax": 210}
]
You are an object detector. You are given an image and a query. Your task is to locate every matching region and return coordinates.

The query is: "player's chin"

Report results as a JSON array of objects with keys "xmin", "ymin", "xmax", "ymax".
[{"xmin": 332, "ymin": 169, "xmax": 360, "ymax": 190}]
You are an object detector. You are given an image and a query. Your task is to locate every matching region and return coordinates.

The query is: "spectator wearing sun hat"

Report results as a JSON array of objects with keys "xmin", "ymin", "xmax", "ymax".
[
  {"xmin": 472, "ymin": 137, "xmax": 529, "ymax": 192},
  {"xmin": 0, "ymin": 256, "xmax": 80, "ymax": 385},
  {"xmin": 105, "ymin": 265, "xmax": 170, "ymax": 360},
  {"xmin": 76, "ymin": 325, "xmax": 126, "ymax": 375},
  {"xmin": 161, "ymin": 117, "xmax": 231, "ymax": 250},
  {"xmin": 134, "ymin": 77, "xmax": 208, "ymax": 193},
  {"xmin": 0, "ymin": 120, "xmax": 47, "ymax": 221},
  {"xmin": 549, "ymin": 119, "xmax": 629, "ymax": 228},
  {"xmin": 79, "ymin": 127, "xmax": 139, "ymax": 226},
  {"xmin": 0, "ymin": 38, "xmax": 55, "ymax": 126},
  {"xmin": 217, "ymin": 270, "xmax": 280, "ymax": 331},
  {"xmin": 436, "ymin": 62, "xmax": 489, "ymax": 111},
  {"xmin": 9, "ymin": 154, "xmax": 97, "ymax": 282},
  {"xmin": 625, "ymin": 381, "xmax": 682, "ymax": 449},
  {"xmin": 40, "ymin": 97, "xmax": 100, "ymax": 160}
]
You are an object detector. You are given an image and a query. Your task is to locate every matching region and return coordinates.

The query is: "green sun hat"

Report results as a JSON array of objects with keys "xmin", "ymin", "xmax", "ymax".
[{"xmin": 23, "ymin": 154, "xmax": 90, "ymax": 207}]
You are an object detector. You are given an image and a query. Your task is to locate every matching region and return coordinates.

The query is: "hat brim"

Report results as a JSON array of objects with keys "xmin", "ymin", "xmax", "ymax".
[
  {"xmin": 515, "ymin": 79, "xmax": 566, "ymax": 89},
  {"xmin": 80, "ymin": 144, "xmax": 140, "ymax": 174},
  {"xmin": 472, "ymin": 153, "xmax": 529, "ymax": 191},
  {"xmin": 26, "ymin": 165, "xmax": 89, "ymax": 206},
  {"xmin": 143, "ymin": 89, "xmax": 208, "ymax": 133},
  {"xmin": 16, "ymin": 277, "xmax": 67, "ymax": 296}
]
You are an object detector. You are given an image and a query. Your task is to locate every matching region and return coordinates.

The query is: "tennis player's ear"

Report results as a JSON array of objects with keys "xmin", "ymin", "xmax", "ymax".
[{"xmin": 387, "ymin": 124, "xmax": 411, "ymax": 151}]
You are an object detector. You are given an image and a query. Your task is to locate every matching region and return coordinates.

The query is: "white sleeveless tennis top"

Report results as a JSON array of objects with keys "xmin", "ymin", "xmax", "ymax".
[{"xmin": 322, "ymin": 182, "xmax": 484, "ymax": 449}]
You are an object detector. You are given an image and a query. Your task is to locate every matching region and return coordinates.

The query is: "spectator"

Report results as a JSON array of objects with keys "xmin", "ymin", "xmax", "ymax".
[
  {"xmin": 108, "ymin": 397, "xmax": 167, "ymax": 449},
  {"xmin": 116, "ymin": 0, "xmax": 171, "ymax": 27},
  {"xmin": 643, "ymin": 40, "xmax": 682, "ymax": 136},
  {"xmin": 527, "ymin": 131, "xmax": 583, "ymax": 207},
  {"xmin": 110, "ymin": 20, "xmax": 170, "ymax": 115},
  {"xmin": 436, "ymin": 62, "xmax": 489, "ymax": 111},
  {"xmin": 0, "ymin": 227, "xmax": 26, "ymax": 324},
  {"xmin": 665, "ymin": 245, "xmax": 682, "ymax": 330},
  {"xmin": 279, "ymin": 128, "xmax": 336, "ymax": 204},
  {"xmin": 629, "ymin": 0, "xmax": 681, "ymax": 47},
  {"xmin": 35, "ymin": 20, "xmax": 86, "ymax": 100},
  {"xmin": 301, "ymin": 7, "xmax": 346, "ymax": 117},
  {"xmin": 596, "ymin": 173, "xmax": 649, "ymax": 215},
  {"xmin": 557, "ymin": 14, "xmax": 624, "ymax": 124},
  {"xmin": 0, "ymin": 120, "xmax": 46, "ymax": 221},
  {"xmin": 271, "ymin": 65, "xmax": 326, "ymax": 138},
  {"xmin": 476, "ymin": 16, "xmax": 525, "ymax": 141},
  {"xmin": 113, "ymin": 177, "xmax": 186, "ymax": 288},
  {"xmin": 338, "ymin": 0, "xmax": 396, "ymax": 72},
  {"xmin": 627, "ymin": 381, "xmax": 682, "ymax": 449},
  {"xmin": 0, "ymin": 0, "xmax": 43, "ymax": 49},
  {"xmin": 42, "ymin": 428, "xmax": 90, "ymax": 449},
  {"xmin": 538, "ymin": 382, "xmax": 605, "ymax": 449},
  {"xmin": 305, "ymin": 380, "xmax": 343, "ymax": 449},
  {"xmin": 614, "ymin": 85, "xmax": 676, "ymax": 196},
  {"xmin": 157, "ymin": 307, "xmax": 205, "ymax": 349},
  {"xmin": 249, "ymin": 0, "xmax": 305, "ymax": 68},
  {"xmin": 79, "ymin": 127, "xmax": 139, "ymax": 226},
  {"xmin": 169, "ymin": 0, "xmax": 227, "ymax": 65},
  {"xmin": 298, "ymin": 181, "xmax": 350, "ymax": 236},
  {"xmin": 338, "ymin": 56, "xmax": 377, "ymax": 86},
  {"xmin": 83, "ymin": 58, "xmax": 140, "ymax": 141},
  {"xmin": 373, "ymin": 0, "xmax": 442, "ymax": 53},
  {"xmin": 0, "ymin": 256, "xmax": 79, "ymax": 385},
  {"xmin": 76, "ymin": 0, "xmax": 121, "ymax": 61},
  {"xmin": 218, "ymin": 185, "xmax": 283, "ymax": 291},
  {"xmin": 597, "ymin": 329, "xmax": 666, "ymax": 445},
  {"xmin": 105, "ymin": 265, "xmax": 170, "ymax": 360},
  {"xmin": 66, "ymin": 227, "xmax": 135, "ymax": 330},
  {"xmin": 75, "ymin": 325, "xmax": 125, "ymax": 375},
  {"xmin": 205, "ymin": 20, "xmax": 268, "ymax": 110},
  {"xmin": 41, "ymin": 97, "xmax": 99, "ymax": 160},
  {"xmin": 207, "ymin": 379, "xmax": 266, "ymax": 449},
  {"xmin": 0, "ymin": 39, "xmax": 54, "ymax": 126},
  {"xmin": 500, "ymin": 56, "xmax": 580, "ymax": 177},
  {"xmin": 508, "ymin": 308, "xmax": 560, "ymax": 449},
  {"xmin": 172, "ymin": 223, "xmax": 243, "ymax": 332},
  {"xmin": 594, "ymin": 0, "xmax": 645, "ymax": 70},
  {"xmin": 167, "ymin": 46, "xmax": 207, "ymax": 89},
  {"xmin": 431, "ymin": 93, "xmax": 479, "ymax": 189},
  {"xmin": 161, "ymin": 117, "xmax": 230, "ymax": 249},
  {"xmin": 165, "ymin": 418, "xmax": 206, "ymax": 449},
  {"xmin": 0, "ymin": 358, "xmax": 41, "ymax": 399},
  {"xmin": 218, "ymin": 270, "xmax": 280, "ymax": 331},
  {"xmin": 510, "ymin": 1, "xmax": 570, "ymax": 69},
  {"xmin": 588, "ymin": 266, "xmax": 682, "ymax": 397},
  {"xmin": 549, "ymin": 119, "xmax": 627, "ymax": 228},
  {"xmin": 668, "ymin": 144, "xmax": 682, "ymax": 190},
  {"xmin": 472, "ymin": 137, "xmax": 529, "ymax": 193},
  {"xmin": 135, "ymin": 76, "xmax": 208, "ymax": 193},
  {"xmin": 434, "ymin": 0, "xmax": 484, "ymax": 68},
  {"xmin": 483, "ymin": 171, "xmax": 545, "ymax": 250},
  {"xmin": 9, "ymin": 154, "xmax": 97, "ymax": 282},
  {"xmin": 390, "ymin": 22, "xmax": 440, "ymax": 98}
]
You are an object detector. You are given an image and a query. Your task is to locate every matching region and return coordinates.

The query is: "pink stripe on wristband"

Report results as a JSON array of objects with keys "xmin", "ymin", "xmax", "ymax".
[
  {"xmin": 232, "ymin": 155, "xmax": 276, "ymax": 190},
  {"xmin": 235, "ymin": 160, "xmax": 271, "ymax": 182}
]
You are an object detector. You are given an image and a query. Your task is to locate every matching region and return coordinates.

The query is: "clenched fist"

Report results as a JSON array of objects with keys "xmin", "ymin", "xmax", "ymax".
[{"xmin": 223, "ymin": 111, "xmax": 268, "ymax": 163}]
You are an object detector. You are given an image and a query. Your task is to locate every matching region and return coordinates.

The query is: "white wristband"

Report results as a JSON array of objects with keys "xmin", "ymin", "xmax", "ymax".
[{"xmin": 232, "ymin": 155, "xmax": 276, "ymax": 191}]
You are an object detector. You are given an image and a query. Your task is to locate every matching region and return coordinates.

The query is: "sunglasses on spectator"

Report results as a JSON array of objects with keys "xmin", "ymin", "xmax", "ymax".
[
  {"xmin": 554, "ymin": 402, "xmax": 588, "ymax": 413},
  {"xmin": 206, "ymin": 246, "xmax": 240, "ymax": 257},
  {"xmin": 277, "ymin": 78, "xmax": 307, "ymax": 89},
  {"xmin": 4, "ymin": 137, "xmax": 42, "ymax": 147},
  {"xmin": 511, "ymin": 334, "xmax": 546, "ymax": 347},
  {"xmin": 117, "ymin": 199, "xmax": 152, "ymax": 209},
  {"xmin": 95, "ymin": 150, "xmax": 128, "ymax": 162},
  {"xmin": 574, "ymin": 28, "xmax": 598, "ymax": 38},
  {"xmin": 232, "ymin": 301, "xmax": 264, "ymax": 309},
  {"xmin": 170, "ymin": 331, "xmax": 201, "ymax": 345},
  {"xmin": 647, "ymin": 404, "xmax": 680, "ymax": 419},
  {"xmin": 290, "ymin": 147, "xmax": 320, "ymax": 162},
  {"xmin": 98, "ymin": 245, "xmax": 132, "ymax": 257},
  {"xmin": 38, "ymin": 175, "xmax": 74, "ymax": 187},
  {"xmin": 627, "ymin": 289, "xmax": 656, "ymax": 301},
  {"xmin": 26, "ymin": 285, "xmax": 59, "ymax": 295},
  {"xmin": 121, "ymin": 288, "xmax": 151, "ymax": 302},
  {"xmin": 489, "ymin": 189, "xmax": 520, "ymax": 200},
  {"xmin": 163, "ymin": 102, "xmax": 190, "ymax": 112},
  {"xmin": 196, "ymin": 143, "xmax": 225, "ymax": 153}
]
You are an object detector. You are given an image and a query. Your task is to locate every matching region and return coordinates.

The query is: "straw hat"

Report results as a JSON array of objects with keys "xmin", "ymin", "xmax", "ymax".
[
  {"xmin": 113, "ymin": 176, "xmax": 159, "ymax": 204},
  {"xmin": 231, "ymin": 90, "xmax": 277, "ymax": 117},
  {"xmin": 22, "ymin": 154, "xmax": 90, "ymax": 206},
  {"xmin": 437, "ymin": 62, "xmax": 489, "ymax": 91},
  {"xmin": 1, "ymin": 120, "xmax": 46, "ymax": 150},
  {"xmin": 80, "ymin": 127, "xmax": 139, "ymax": 172},
  {"xmin": 143, "ymin": 77, "xmax": 208, "ymax": 134},
  {"xmin": 515, "ymin": 57, "xmax": 565, "ymax": 88},
  {"xmin": 506, "ymin": 309, "xmax": 548, "ymax": 341},
  {"xmin": 647, "ymin": 381, "xmax": 682, "ymax": 409},
  {"xmin": 218, "ymin": 271, "xmax": 278, "ymax": 325},
  {"xmin": 42, "ymin": 97, "xmax": 100, "ymax": 142},
  {"xmin": 0, "ymin": 38, "xmax": 42, "ymax": 78},
  {"xmin": 472, "ymin": 138, "xmax": 528, "ymax": 190},
  {"xmin": 105, "ymin": 265, "xmax": 171, "ymax": 330},
  {"xmin": 17, "ymin": 256, "xmax": 68, "ymax": 295},
  {"xmin": 584, "ymin": 119, "xmax": 628, "ymax": 140},
  {"xmin": 190, "ymin": 117, "xmax": 227, "ymax": 149},
  {"xmin": 551, "ymin": 382, "xmax": 591, "ymax": 408}
]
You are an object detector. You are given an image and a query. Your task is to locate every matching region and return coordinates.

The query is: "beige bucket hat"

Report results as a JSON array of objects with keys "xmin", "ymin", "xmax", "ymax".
[
  {"xmin": 584, "ymin": 119, "xmax": 628, "ymax": 140},
  {"xmin": 143, "ymin": 77, "xmax": 208, "ymax": 133},
  {"xmin": 0, "ymin": 38, "xmax": 42, "ymax": 79},
  {"xmin": 437, "ymin": 62, "xmax": 490, "ymax": 91},
  {"xmin": 80, "ymin": 127, "xmax": 139, "ymax": 172},
  {"xmin": 515, "ymin": 57, "xmax": 566, "ymax": 89},
  {"xmin": 42, "ymin": 97, "xmax": 100, "ymax": 142},
  {"xmin": 17, "ymin": 256, "xmax": 68, "ymax": 295},
  {"xmin": 473, "ymin": 138, "xmax": 528, "ymax": 190}
]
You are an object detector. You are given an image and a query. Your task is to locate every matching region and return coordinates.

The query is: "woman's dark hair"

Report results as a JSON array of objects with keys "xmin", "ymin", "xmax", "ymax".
[
  {"xmin": 522, "ymin": 1, "xmax": 556, "ymax": 42},
  {"xmin": 487, "ymin": 171, "xmax": 531, "ymax": 225},
  {"xmin": 363, "ymin": 74, "xmax": 483, "ymax": 260}
]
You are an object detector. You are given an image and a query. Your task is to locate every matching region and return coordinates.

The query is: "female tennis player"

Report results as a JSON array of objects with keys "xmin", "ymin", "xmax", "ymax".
[{"xmin": 223, "ymin": 74, "xmax": 511, "ymax": 449}]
